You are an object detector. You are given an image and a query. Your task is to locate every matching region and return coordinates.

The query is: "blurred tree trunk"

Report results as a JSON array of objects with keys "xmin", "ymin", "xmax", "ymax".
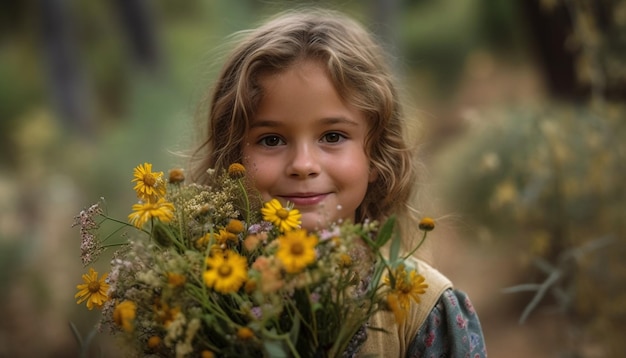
[
  {"xmin": 520, "ymin": 0, "xmax": 585, "ymax": 100},
  {"xmin": 40, "ymin": 0, "xmax": 94, "ymax": 136},
  {"xmin": 520, "ymin": 0, "xmax": 626, "ymax": 102}
]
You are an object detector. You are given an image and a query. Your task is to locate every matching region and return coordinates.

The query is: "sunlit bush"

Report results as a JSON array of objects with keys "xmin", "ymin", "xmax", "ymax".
[{"xmin": 435, "ymin": 102, "xmax": 626, "ymax": 356}]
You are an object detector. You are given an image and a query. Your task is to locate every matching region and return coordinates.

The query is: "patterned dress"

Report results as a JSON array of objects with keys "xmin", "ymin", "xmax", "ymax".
[{"xmin": 407, "ymin": 289, "xmax": 487, "ymax": 358}]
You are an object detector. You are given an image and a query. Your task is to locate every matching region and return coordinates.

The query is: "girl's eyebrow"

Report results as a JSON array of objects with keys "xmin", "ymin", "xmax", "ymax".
[
  {"xmin": 249, "ymin": 119, "xmax": 281, "ymax": 129},
  {"xmin": 250, "ymin": 116, "xmax": 359, "ymax": 129}
]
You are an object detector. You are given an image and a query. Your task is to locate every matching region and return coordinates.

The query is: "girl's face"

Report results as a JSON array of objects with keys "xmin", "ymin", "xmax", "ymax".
[{"xmin": 243, "ymin": 60, "xmax": 376, "ymax": 231}]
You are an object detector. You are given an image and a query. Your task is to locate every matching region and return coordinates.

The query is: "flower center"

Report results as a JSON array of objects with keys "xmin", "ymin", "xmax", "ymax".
[
  {"xmin": 290, "ymin": 242, "xmax": 304, "ymax": 256},
  {"xmin": 277, "ymin": 208, "xmax": 289, "ymax": 220},
  {"xmin": 143, "ymin": 173, "xmax": 157, "ymax": 187},
  {"xmin": 218, "ymin": 264, "xmax": 233, "ymax": 277},
  {"xmin": 88, "ymin": 281, "xmax": 101, "ymax": 293}
]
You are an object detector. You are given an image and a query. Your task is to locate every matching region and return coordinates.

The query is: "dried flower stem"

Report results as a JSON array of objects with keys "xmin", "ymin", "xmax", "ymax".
[{"xmin": 403, "ymin": 231, "xmax": 428, "ymax": 259}]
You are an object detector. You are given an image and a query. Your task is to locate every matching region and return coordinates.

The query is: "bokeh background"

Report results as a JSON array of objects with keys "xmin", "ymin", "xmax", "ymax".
[{"xmin": 1, "ymin": 0, "xmax": 625, "ymax": 357}]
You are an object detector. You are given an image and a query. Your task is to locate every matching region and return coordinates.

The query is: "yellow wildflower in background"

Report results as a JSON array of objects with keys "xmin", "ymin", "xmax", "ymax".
[
  {"xmin": 113, "ymin": 300, "xmax": 137, "ymax": 332},
  {"xmin": 132, "ymin": 163, "xmax": 166, "ymax": 202},
  {"xmin": 276, "ymin": 229, "xmax": 318, "ymax": 273},
  {"xmin": 261, "ymin": 199, "xmax": 301, "ymax": 232},
  {"xmin": 75, "ymin": 268, "xmax": 110, "ymax": 310},
  {"xmin": 204, "ymin": 251, "xmax": 248, "ymax": 294},
  {"xmin": 128, "ymin": 198, "xmax": 175, "ymax": 228}
]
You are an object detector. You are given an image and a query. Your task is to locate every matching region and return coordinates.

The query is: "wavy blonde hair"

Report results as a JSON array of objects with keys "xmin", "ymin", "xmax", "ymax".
[{"xmin": 191, "ymin": 9, "xmax": 417, "ymax": 227}]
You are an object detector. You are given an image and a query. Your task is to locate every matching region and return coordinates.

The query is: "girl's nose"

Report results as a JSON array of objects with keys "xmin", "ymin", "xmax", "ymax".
[{"xmin": 287, "ymin": 143, "xmax": 320, "ymax": 178}]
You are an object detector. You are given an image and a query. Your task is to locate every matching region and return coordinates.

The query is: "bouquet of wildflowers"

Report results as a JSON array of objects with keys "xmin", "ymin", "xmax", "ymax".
[{"xmin": 74, "ymin": 163, "xmax": 431, "ymax": 357}]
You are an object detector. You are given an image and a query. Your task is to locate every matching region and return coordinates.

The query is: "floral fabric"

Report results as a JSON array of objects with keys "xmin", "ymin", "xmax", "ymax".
[{"xmin": 407, "ymin": 288, "xmax": 487, "ymax": 357}]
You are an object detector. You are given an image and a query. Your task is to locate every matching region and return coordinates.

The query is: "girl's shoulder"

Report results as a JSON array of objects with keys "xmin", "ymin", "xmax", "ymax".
[
  {"xmin": 357, "ymin": 258, "xmax": 455, "ymax": 357},
  {"xmin": 404, "ymin": 259, "xmax": 487, "ymax": 357},
  {"xmin": 403, "ymin": 257, "xmax": 455, "ymax": 335},
  {"xmin": 407, "ymin": 288, "xmax": 488, "ymax": 357}
]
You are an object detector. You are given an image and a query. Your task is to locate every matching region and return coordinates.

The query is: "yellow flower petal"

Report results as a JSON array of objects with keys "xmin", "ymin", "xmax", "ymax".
[
  {"xmin": 128, "ymin": 198, "xmax": 175, "ymax": 228},
  {"xmin": 261, "ymin": 199, "xmax": 301, "ymax": 232},
  {"xmin": 131, "ymin": 163, "xmax": 166, "ymax": 202},
  {"xmin": 75, "ymin": 268, "xmax": 110, "ymax": 310},
  {"xmin": 276, "ymin": 229, "xmax": 318, "ymax": 273},
  {"xmin": 203, "ymin": 251, "xmax": 248, "ymax": 293}
]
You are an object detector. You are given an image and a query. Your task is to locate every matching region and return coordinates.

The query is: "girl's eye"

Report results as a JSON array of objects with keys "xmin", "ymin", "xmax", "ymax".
[
  {"xmin": 260, "ymin": 135, "xmax": 284, "ymax": 147},
  {"xmin": 321, "ymin": 132, "xmax": 345, "ymax": 143}
]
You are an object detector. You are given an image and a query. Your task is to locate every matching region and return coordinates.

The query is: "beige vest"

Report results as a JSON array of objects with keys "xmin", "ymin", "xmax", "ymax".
[{"xmin": 357, "ymin": 258, "xmax": 453, "ymax": 357}]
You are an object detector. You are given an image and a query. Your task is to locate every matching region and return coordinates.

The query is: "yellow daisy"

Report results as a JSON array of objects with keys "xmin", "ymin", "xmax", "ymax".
[
  {"xmin": 203, "ymin": 250, "xmax": 248, "ymax": 294},
  {"xmin": 75, "ymin": 268, "xmax": 110, "ymax": 310},
  {"xmin": 384, "ymin": 264, "xmax": 428, "ymax": 322},
  {"xmin": 132, "ymin": 163, "xmax": 166, "ymax": 202},
  {"xmin": 276, "ymin": 229, "xmax": 318, "ymax": 273},
  {"xmin": 113, "ymin": 300, "xmax": 137, "ymax": 332},
  {"xmin": 261, "ymin": 199, "xmax": 301, "ymax": 232},
  {"xmin": 128, "ymin": 198, "xmax": 175, "ymax": 228}
]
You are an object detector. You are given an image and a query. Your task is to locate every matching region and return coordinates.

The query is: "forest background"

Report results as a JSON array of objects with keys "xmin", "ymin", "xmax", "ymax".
[{"xmin": 1, "ymin": 0, "xmax": 624, "ymax": 357}]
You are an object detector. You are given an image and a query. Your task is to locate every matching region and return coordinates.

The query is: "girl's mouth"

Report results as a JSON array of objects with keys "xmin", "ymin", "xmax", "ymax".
[{"xmin": 279, "ymin": 193, "xmax": 328, "ymax": 206}]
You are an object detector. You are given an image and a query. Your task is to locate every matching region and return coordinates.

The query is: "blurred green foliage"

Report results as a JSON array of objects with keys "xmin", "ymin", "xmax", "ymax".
[
  {"xmin": 434, "ymin": 0, "xmax": 626, "ymax": 355},
  {"xmin": 437, "ymin": 100, "xmax": 626, "ymax": 356}
]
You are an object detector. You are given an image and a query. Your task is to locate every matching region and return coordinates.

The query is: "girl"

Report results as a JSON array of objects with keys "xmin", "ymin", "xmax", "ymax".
[{"xmin": 191, "ymin": 9, "xmax": 487, "ymax": 357}]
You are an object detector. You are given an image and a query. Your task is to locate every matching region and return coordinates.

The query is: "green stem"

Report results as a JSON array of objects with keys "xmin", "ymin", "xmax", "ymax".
[
  {"xmin": 285, "ymin": 337, "xmax": 301, "ymax": 358},
  {"xmin": 304, "ymin": 284, "xmax": 319, "ymax": 348},
  {"xmin": 237, "ymin": 178, "xmax": 251, "ymax": 224},
  {"xmin": 101, "ymin": 242, "xmax": 127, "ymax": 249},
  {"xmin": 402, "ymin": 231, "xmax": 428, "ymax": 259}
]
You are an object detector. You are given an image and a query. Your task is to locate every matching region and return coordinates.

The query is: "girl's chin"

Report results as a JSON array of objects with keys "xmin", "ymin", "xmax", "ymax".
[
  {"xmin": 299, "ymin": 215, "xmax": 332, "ymax": 232},
  {"xmin": 299, "ymin": 213, "xmax": 350, "ymax": 232}
]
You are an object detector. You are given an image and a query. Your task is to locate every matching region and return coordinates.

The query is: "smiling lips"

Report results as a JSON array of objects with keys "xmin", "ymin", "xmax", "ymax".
[{"xmin": 279, "ymin": 193, "xmax": 328, "ymax": 206}]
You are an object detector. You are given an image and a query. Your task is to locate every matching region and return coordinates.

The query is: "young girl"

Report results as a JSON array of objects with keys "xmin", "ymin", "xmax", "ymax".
[{"xmin": 191, "ymin": 9, "xmax": 487, "ymax": 357}]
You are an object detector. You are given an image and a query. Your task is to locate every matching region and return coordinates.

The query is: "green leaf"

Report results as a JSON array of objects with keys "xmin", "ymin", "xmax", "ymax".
[
  {"xmin": 263, "ymin": 339, "xmax": 289, "ymax": 358},
  {"xmin": 389, "ymin": 231, "xmax": 401, "ymax": 263},
  {"xmin": 289, "ymin": 314, "xmax": 301, "ymax": 347},
  {"xmin": 374, "ymin": 216, "xmax": 396, "ymax": 249},
  {"xmin": 311, "ymin": 302, "xmax": 323, "ymax": 312}
]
